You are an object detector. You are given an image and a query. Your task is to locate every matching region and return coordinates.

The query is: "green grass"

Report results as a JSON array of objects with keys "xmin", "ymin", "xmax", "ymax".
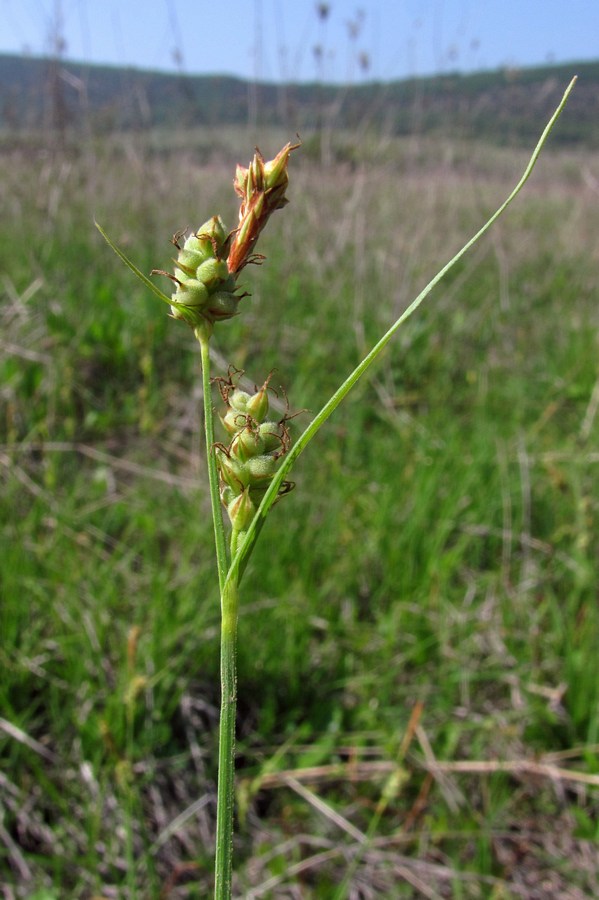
[{"xmin": 1, "ymin": 128, "xmax": 598, "ymax": 897}]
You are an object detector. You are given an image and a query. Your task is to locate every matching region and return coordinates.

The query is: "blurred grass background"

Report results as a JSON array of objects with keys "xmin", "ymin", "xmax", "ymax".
[{"xmin": 1, "ymin": 122, "xmax": 598, "ymax": 897}]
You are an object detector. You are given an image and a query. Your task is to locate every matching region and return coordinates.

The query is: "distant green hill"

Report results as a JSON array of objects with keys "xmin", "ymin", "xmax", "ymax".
[{"xmin": 1, "ymin": 53, "xmax": 597, "ymax": 145}]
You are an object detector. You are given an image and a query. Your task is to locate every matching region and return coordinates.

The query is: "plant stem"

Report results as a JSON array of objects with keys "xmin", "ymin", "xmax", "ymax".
[
  {"xmin": 195, "ymin": 327, "xmax": 239, "ymax": 897},
  {"xmin": 196, "ymin": 327, "xmax": 229, "ymax": 592},
  {"xmin": 214, "ymin": 573, "xmax": 239, "ymax": 899}
]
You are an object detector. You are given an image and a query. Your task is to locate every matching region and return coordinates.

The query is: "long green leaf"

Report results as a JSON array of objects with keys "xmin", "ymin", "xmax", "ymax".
[
  {"xmin": 95, "ymin": 221, "xmax": 173, "ymax": 306},
  {"xmin": 226, "ymin": 76, "xmax": 577, "ymax": 588}
]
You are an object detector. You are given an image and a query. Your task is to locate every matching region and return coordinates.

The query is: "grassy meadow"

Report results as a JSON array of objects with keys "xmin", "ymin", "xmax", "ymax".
[{"xmin": 1, "ymin": 122, "xmax": 599, "ymax": 897}]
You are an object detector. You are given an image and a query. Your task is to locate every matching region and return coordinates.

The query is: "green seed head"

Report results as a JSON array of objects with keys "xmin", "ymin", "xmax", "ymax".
[
  {"xmin": 196, "ymin": 258, "xmax": 230, "ymax": 289},
  {"xmin": 215, "ymin": 447, "xmax": 248, "ymax": 490},
  {"xmin": 246, "ymin": 385, "xmax": 270, "ymax": 422},
  {"xmin": 226, "ymin": 488, "xmax": 256, "ymax": 532},
  {"xmin": 177, "ymin": 244, "xmax": 210, "ymax": 272},
  {"xmin": 228, "ymin": 390, "xmax": 251, "ymax": 413},
  {"xmin": 245, "ymin": 454, "xmax": 279, "ymax": 484},
  {"xmin": 161, "ymin": 215, "xmax": 243, "ymax": 328},
  {"xmin": 205, "ymin": 291, "xmax": 240, "ymax": 321},
  {"xmin": 234, "ymin": 427, "xmax": 267, "ymax": 461},
  {"xmin": 195, "ymin": 216, "xmax": 228, "ymax": 256},
  {"xmin": 172, "ymin": 279, "xmax": 209, "ymax": 308},
  {"xmin": 222, "ymin": 407, "xmax": 249, "ymax": 435},
  {"xmin": 153, "ymin": 144, "xmax": 298, "ymax": 334},
  {"xmin": 257, "ymin": 421, "xmax": 285, "ymax": 454},
  {"xmin": 183, "ymin": 231, "xmax": 208, "ymax": 255},
  {"xmin": 216, "ymin": 367, "xmax": 296, "ymax": 526},
  {"xmin": 220, "ymin": 484, "xmax": 236, "ymax": 508}
]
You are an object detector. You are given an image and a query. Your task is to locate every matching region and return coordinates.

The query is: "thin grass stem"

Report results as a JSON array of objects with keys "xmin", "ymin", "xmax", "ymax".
[
  {"xmin": 196, "ymin": 329, "xmax": 239, "ymax": 897},
  {"xmin": 214, "ymin": 574, "xmax": 240, "ymax": 899},
  {"xmin": 197, "ymin": 328, "xmax": 229, "ymax": 592}
]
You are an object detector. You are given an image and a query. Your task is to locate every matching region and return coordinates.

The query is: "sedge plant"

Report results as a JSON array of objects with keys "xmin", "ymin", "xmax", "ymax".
[{"xmin": 97, "ymin": 77, "xmax": 575, "ymax": 899}]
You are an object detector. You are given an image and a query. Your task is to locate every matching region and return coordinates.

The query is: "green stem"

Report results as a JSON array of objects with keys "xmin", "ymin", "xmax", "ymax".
[
  {"xmin": 214, "ymin": 573, "xmax": 239, "ymax": 899},
  {"xmin": 195, "ymin": 326, "xmax": 239, "ymax": 897},
  {"xmin": 196, "ymin": 327, "xmax": 229, "ymax": 592}
]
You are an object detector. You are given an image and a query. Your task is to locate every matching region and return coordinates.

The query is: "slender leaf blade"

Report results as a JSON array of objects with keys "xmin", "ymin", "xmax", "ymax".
[
  {"xmin": 95, "ymin": 221, "xmax": 173, "ymax": 306},
  {"xmin": 226, "ymin": 76, "xmax": 577, "ymax": 587}
]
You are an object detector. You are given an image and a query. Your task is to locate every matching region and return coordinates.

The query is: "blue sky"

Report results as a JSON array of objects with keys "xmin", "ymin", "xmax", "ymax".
[{"xmin": 2, "ymin": 0, "xmax": 597, "ymax": 82}]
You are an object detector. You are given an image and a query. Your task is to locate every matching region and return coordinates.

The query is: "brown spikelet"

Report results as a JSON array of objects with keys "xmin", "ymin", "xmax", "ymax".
[{"xmin": 227, "ymin": 141, "xmax": 300, "ymax": 275}]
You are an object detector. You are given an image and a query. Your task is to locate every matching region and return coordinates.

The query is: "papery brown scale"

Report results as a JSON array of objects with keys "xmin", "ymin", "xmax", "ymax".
[
  {"xmin": 227, "ymin": 205, "xmax": 264, "ymax": 274},
  {"xmin": 234, "ymin": 165, "xmax": 248, "ymax": 198}
]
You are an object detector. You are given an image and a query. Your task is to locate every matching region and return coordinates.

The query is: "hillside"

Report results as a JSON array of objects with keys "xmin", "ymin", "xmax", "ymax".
[{"xmin": 1, "ymin": 53, "xmax": 598, "ymax": 145}]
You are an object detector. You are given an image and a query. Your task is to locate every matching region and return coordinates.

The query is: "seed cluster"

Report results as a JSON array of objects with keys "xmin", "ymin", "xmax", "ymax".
[
  {"xmin": 214, "ymin": 374, "xmax": 293, "ymax": 533},
  {"xmin": 162, "ymin": 216, "xmax": 243, "ymax": 329},
  {"xmin": 153, "ymin": 142, "xmax": 299, "ymax": 333}
]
